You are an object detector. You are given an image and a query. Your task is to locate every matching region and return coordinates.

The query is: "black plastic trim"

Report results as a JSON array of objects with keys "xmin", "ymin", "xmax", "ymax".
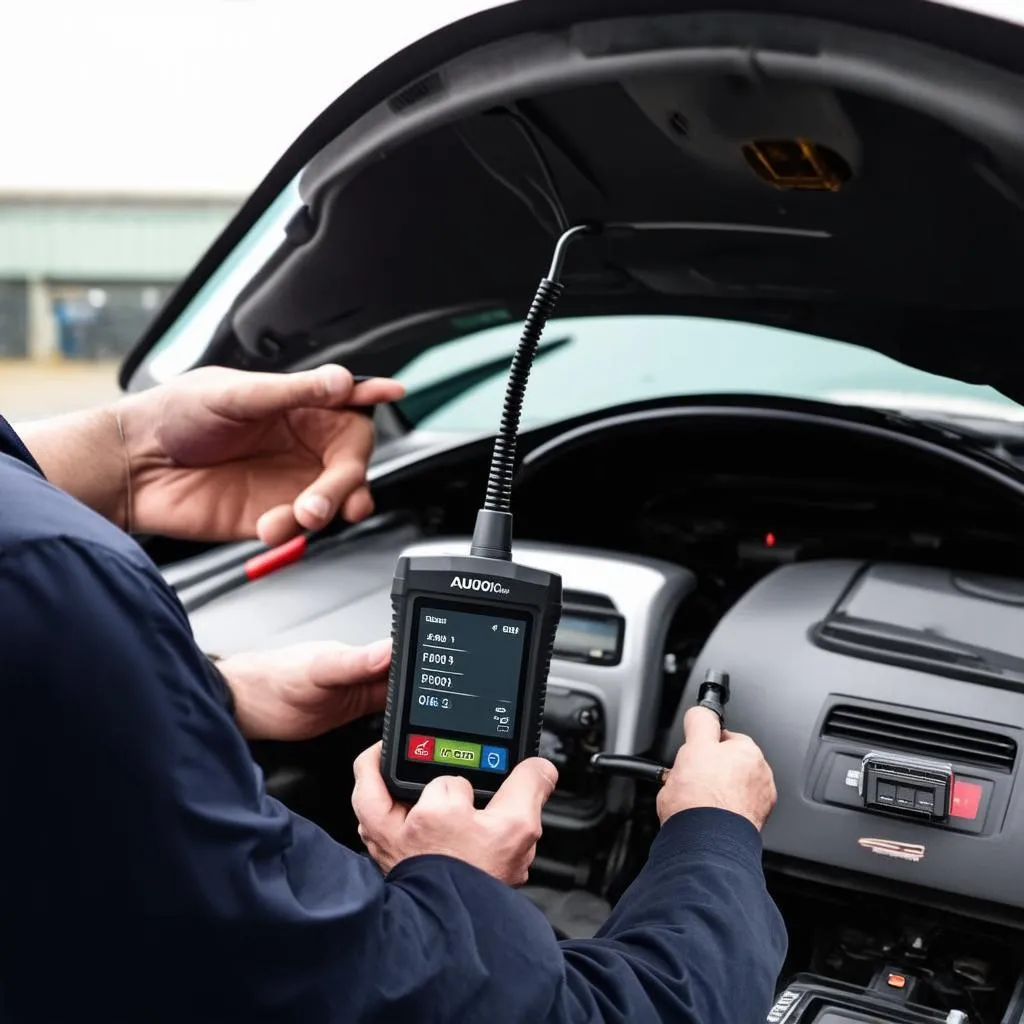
[
  {"xmin": 814, "ymin": 615, "xmax": 1024, "ymax": 695},
  {"xmin": 765, "ymin": 852, "xmax": 1024, "ymax": 933}
]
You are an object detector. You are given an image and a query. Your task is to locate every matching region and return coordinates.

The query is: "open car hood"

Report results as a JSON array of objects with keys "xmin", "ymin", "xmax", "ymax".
[{"xmin": 121, "ymin": 0, "xmax": 1024, "ymax": 405}]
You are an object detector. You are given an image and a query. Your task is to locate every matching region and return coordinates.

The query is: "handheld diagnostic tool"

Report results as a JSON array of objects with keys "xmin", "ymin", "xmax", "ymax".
[{"xmin": 381, "ymin": 225, "xmax": 594, "ymax": 804}]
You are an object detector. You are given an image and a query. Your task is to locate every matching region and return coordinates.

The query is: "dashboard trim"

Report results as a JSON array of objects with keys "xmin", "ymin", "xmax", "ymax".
[
  {"xmin": 518, "ymin": 404, "xmax": 1024, "ymax": 496},
  {"xmin": 666, "ymin": 558, "xmax": 1024, "ymax": 910}
]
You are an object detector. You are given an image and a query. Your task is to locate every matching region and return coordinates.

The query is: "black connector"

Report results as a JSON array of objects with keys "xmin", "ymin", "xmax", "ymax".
[
  {"xmin": 470, "ymin": 224, "xmax": 597, "ymax": 560},
  {"xmin": 589, "ymin": 753, "xmax": 668, "ymax": 785},
  {"xmin": 697, "ymin": 669, "xmax": 731, "ymax": 724},
  {"xmin": 589, "ymin": 668, "xmax": 731, "ymax": 787}
]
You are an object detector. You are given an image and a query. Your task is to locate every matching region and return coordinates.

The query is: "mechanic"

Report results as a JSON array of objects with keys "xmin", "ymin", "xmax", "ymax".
[{"xmin": 0, "ymin": 362, "xmax": 786, "ymax": 1023}]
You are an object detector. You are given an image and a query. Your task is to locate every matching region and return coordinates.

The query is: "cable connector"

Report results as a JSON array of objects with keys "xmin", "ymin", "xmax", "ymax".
[
  {"xmin": 470, "ymin": 508, "xmax": 514, "ymax": 560},
  {"xmin": 697, "ymin": 669, "xmax": 731, "ymax": 723}
]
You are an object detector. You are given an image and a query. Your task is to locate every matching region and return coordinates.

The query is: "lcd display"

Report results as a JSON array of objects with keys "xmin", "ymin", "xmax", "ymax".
[
  {"xmin": 554, "ymin": 612, "xmax": 623, "ymax": 664},
  {"xmin": 403, "ymin": 604, "xmax": 530, "ymax": 775}
]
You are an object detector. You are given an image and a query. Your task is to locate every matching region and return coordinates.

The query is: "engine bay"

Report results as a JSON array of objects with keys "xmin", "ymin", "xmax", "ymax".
[{"xmin": 171, "ymin": 402, "xmax": 1024, "ymax": 1023}]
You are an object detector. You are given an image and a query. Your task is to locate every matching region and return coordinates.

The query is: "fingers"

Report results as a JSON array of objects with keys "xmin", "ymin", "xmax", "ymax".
[
  {"xmin": 310, "ymin": 639, "xmax": 392, "ymax": 689},
  {"xmin": 341, "ymin": 483, "xmax": 375, "ymax": 524},
  {"xmin": 350, "ymin": 377, "xmax": 406, "ymax": 406},
  {"xmin": 355, "ymin": 681, "xmax": 389, "ymax": 717},
  {"xmin": 255, "ymin": 504, "xmax": 301, "ymax": 547},
  {"xmin": 216, "ymin": 365, "xmax": 356, "ymax": 420},
  {"xmin": 682, "ymin": 705, "xmax": 722, "ymax": 750},
  {"xmin": 252, "ymin": 462, "xmax": 372, "ymax": 545},
  {"xmin": 294, "ymin": 459, "xmax": 368, "ymax": 531},
  {"xmin": 352, "ymin": 741, "xmax": 407, "ymax": 832},
  {"xmin": 484, "ymin": 757, "xmax": 558, "ymax": 825},
  {"xmin": 211, "ymin": 366, "xmax": 404, "ymax": 423},
  {"xmin": 414, "ymin": 774, "xmax": 475, "ymax": 824}
]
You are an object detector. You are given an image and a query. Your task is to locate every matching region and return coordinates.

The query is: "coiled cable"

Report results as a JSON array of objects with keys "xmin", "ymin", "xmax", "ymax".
[{"xmin": 470, "ymin": 224, "xmax": 596, "ymax": 559}]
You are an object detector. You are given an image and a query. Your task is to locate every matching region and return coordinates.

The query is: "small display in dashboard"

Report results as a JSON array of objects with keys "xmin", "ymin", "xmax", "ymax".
[
  {"xmin": 554, "ymin": 611, "xmax": 624, "ymax": 665},
  {"xmin": 406, "ymin": 604, "xmax": 528, "ymax": 744}
]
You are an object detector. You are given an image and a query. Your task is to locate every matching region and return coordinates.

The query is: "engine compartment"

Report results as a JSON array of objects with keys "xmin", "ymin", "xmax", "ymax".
[{"xmin": 172, "ymin": 402, "xmax": 1024, "ymax": 1023}]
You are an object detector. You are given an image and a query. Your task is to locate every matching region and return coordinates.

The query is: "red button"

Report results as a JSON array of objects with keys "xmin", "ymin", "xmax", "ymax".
[
  {"xmin": 407, "ymin": 735, "xmax": 435, "ymax": 762},
  {"xmin": 887, "ymin": 974, "xmax": 906, "ymax": 989},
  {"xmin": 950, "ymin": 779, "xmax": 982, "ymax": 820}
]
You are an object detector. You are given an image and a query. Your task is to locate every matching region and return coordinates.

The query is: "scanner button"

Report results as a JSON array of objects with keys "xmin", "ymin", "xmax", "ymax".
[
  {"xmin": 407, "ymin": 735, "xmax": 435, "ymax": 762},
  {"xmin": 876, "ymin": 781, "xmax": 897, "ymax": 805},
  {"xmin": 434, "ymin": 738, "xmax": 482, "ymax": 768},
  {"xmin": 914, "ymin": 790, "xmax": 935, "ymax": 813},
  {"xmin": 481, "ymin": 746, "xmax": 509, "ymax": 774},
  {"xmin": 895, "ymin": 786, "xmax": 916, "ymax": 809}
]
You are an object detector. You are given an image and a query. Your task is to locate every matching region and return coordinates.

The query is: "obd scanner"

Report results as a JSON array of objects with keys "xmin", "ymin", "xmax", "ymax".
[{"xmin": 381, "ymin": 226, "xmax": 595, "ymax": 804}]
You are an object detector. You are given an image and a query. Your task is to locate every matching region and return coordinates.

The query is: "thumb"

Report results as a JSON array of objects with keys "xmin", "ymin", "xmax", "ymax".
[
  {"xmin": 484, "ymin": 757, "xmax": 558, "ymax": 821},
  {"xmin": 215, "ymin": 364, "xmax": 355, "ymax": 420},
  {"xmin": 682, "ymin": 705, "xmax": 722, "ymax": 749}
]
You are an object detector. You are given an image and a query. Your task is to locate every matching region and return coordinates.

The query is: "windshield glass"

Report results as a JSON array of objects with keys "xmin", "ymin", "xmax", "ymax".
[{"xmin": 393, "ymin": 315, "xmax": 1024, "ymax": 431}]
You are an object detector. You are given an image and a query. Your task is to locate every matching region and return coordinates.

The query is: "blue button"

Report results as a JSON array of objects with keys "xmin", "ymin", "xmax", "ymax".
[{"xmin": 480, "ymin": 745, "xmax": 508, "ymax": 773}]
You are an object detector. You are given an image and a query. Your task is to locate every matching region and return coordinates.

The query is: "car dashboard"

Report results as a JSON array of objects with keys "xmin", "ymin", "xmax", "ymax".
[{"xmin": 172, "ymin": 398, "xmax": 1024, "ymax": 1022}]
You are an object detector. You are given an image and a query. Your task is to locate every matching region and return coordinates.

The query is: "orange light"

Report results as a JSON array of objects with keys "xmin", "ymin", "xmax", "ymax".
[
  {"xmin": 765, "ymin": 532, "xmax": 777, "ymax": 548},
  {"xmin": 886, "ymin": 974, "xmax": 907, "ymax": 989}
]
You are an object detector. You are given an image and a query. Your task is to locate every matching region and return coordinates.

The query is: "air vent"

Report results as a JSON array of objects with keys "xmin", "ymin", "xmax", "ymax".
[{"xmin": 823, "ymin": 704, "xmax": 1017, "ymax": 772}]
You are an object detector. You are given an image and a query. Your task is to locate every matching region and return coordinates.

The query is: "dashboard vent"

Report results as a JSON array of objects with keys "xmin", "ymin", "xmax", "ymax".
[{"xmin": 823, "ymin": 704, "xmax": 1017, "ymax": 772}]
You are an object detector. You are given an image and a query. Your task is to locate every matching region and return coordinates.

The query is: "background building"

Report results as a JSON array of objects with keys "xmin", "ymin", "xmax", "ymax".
[{"xmin": 0, "ymin": 191, "xmax": 240, "ymax": 362}]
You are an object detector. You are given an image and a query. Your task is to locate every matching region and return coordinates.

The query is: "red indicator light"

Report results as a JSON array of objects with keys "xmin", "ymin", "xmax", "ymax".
[{"xmin": 765, "ymin": 532, "xmax": 777, "ymax": 548}]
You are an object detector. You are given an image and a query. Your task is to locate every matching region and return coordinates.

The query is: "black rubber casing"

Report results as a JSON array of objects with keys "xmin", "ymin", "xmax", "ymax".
[{"xmin": 381, "ymin": 553, "xmax": 562, "ymax": 805}]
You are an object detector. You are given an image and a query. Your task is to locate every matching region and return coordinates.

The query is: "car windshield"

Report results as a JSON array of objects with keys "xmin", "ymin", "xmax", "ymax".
[{"xmin": 392, "ymin": 314, "xmax": 1024, "ymax": 432}]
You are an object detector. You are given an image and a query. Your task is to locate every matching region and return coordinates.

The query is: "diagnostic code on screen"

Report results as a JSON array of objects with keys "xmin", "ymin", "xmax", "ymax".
[{"xmin": 408, "ymin": 606, "xmax": 527, "ymax": 740}]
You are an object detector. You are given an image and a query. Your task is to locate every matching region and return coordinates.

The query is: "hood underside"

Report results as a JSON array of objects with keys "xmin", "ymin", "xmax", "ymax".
[{"xmin": 123, "ymin": 2, "xmax": 1024, "ymax": 404}]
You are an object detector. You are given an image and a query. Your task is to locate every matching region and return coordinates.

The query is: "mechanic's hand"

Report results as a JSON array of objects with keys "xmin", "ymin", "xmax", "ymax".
[
  {"xmin": 657, "ymin": 706, "xmax": 777, "ymax": 831},
  {"xmin": 217, "ymin": 638, "xmax": 392, "ymax": 741},
  {"xmin": 352, "ymin": 740, "xmax": 558, "ymax": 885},
  {"xmin": 120, "ymin": 364, "xmax": 405, "ymax": 544}
]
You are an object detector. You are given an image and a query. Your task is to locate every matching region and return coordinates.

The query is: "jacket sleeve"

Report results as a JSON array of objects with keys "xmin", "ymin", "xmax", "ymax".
[
  {"xmin": 0, "ymin": 535, "xmax": 785, "ymax": 1024},
  {"xmin": 552, "ymin": 808, "xmax": 789, "ymax": 1023}
]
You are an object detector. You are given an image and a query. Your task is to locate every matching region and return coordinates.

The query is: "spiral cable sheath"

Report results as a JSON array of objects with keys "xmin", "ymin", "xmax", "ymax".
[{"xmin": 482, "ymin": 277, "xmax": 564, "ymax": 513}]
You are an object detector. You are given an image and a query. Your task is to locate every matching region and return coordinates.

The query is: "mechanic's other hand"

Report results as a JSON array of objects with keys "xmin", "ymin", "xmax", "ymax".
[
  {"xmin": 217, "ymin": 639, "xmax": 391, "ymax": 741},
  {"xmin": 119, "ymin": 365, "xmax": 405, "ymax": 544},
  {"xmin": 352, "ymin": 741, "xmax": 558, "ymax": 885},
  {"xmin": 657, "ymin": 706, "xmax": 777, "ymax": 831}
]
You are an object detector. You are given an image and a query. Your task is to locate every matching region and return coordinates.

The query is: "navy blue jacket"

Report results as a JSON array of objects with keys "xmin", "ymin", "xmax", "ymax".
[{"xmin": 0, "ymin": 415, "xmax": 787, "ymax": 1023}]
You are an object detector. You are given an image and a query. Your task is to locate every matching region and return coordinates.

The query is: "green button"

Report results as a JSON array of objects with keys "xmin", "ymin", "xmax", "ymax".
[{"xmin": 433, "ymin": 738, "xmax": 481, "ymax": 768}]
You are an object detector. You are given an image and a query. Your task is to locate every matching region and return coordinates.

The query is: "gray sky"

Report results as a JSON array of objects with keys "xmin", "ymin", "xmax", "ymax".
[{"xmin": 0, "ymin": 0, "xmax": 492, "ymax": 195}]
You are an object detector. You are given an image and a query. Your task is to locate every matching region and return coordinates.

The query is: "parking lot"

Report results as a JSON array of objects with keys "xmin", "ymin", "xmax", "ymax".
[{"xmin": 0, "ymin": 360, "xmax": 122, "ymax": 421}]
